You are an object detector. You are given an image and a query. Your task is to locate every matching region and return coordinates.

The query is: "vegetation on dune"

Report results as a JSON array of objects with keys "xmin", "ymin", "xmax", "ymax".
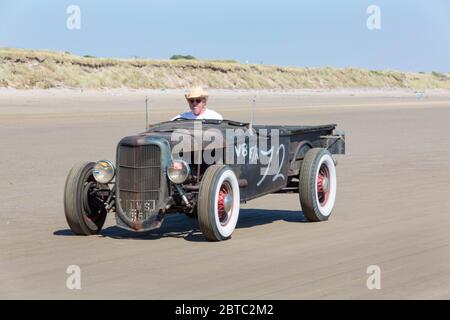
[
  {"xmin": 0, "ymin": 47, "xmax": 449, "ymax": 90},
  {"xmin": 170, "ymin": 54, "xmax": 197, "ymax": 60}
]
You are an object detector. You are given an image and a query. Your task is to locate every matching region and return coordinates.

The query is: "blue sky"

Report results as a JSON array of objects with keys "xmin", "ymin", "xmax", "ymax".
[{"xmin": 0, "ymin": 0, "xmax": 449, "ymax": 72}]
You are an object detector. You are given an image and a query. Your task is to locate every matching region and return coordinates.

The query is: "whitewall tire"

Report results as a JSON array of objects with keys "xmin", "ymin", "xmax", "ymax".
[
  {"xmin": 299, "ymin": 148, "xmax": 337, "ymax": 221},
  {"xmin": 198, "ymin": 165, "xmax": 240, "ymax": 241}
]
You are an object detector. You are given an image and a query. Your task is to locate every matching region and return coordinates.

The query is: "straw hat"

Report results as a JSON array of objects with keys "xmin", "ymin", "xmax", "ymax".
[{"xmin": 185, "ymin": 86, "xmax": 208, "ymax": 100}]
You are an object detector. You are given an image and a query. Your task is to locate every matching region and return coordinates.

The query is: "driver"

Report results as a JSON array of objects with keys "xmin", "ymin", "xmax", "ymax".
[{"xmin": 172, "ymin": 86, "xmax": 223, "ymax": 120}]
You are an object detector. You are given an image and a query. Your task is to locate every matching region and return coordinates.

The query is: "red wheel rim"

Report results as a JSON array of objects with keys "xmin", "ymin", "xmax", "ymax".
[
  {"xmin": 317, "ymin": 163, "xmax": 331, "ymax": 207},
  {"xmin": 217, "ymin": 181, "xmax": 233, "ymax": 226}
]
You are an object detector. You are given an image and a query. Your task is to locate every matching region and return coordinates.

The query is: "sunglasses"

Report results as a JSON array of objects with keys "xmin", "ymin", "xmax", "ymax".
[{"xmin": 188, "ymin": 98, "xmax": 204, "ymax": 104}]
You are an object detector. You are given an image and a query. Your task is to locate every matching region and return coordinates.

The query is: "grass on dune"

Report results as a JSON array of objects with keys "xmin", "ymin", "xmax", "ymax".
[{"xmin": 1, "ymin": 47, "xmax": 449, "ymax": 90}]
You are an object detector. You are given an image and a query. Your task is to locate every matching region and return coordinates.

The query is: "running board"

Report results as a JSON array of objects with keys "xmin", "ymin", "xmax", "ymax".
[{"xmin": 273, "ymin": 187, "xmax": 299, "ymax": 194}]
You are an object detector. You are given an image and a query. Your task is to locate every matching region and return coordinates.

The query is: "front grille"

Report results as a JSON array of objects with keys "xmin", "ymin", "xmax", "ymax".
[{"xmin": 117, "ymin": 144, "xmax": 161, "ymax": 218}]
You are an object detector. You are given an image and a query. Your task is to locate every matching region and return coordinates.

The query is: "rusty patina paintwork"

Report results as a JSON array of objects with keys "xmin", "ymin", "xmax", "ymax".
[{"xmin": 111, "ymin": 119, "xmax": 344, "ymax": 232}]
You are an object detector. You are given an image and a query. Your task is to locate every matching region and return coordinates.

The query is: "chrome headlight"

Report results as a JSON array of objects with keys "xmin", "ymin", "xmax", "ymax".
[
  {"xmin": 93, "ymin": 160, "xmax": 115, "ymax": 184},
  {"xmin": 167, "ymin": 159, "xmax": 190, "ymax": 184}
]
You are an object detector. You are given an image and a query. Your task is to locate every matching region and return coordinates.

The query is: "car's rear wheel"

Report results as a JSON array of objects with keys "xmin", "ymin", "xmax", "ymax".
[
  {"xmin": 64, "ymin": 162, "xmax": 109, "ymax": 235},
  {"xmin": 197, "ymin": 165, "xmax": 240, "ymax": 241},
  {"xmin": 299, "ymin": 148, "xmax": 337, "ymax": 221}
]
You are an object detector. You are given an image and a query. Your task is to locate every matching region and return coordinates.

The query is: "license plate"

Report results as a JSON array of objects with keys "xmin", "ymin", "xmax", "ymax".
[{"xmin": 123, "ymin": 199, "xmax": 156, "ymax": 221}]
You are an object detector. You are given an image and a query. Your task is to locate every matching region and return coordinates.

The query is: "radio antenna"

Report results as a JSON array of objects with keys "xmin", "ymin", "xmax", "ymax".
[
  {"xmin": 249, "ymin": 95, "xmax": 256, "ymax": 132},
  {"xmin": 145, "ymin": 96, "xmax": 149, "ymax": 131}
]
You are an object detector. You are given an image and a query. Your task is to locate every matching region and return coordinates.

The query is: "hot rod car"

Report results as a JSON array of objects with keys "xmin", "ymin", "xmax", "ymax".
[{"xmin": 63, "ymin": 119, "xmax": 345, "ymax": 241}]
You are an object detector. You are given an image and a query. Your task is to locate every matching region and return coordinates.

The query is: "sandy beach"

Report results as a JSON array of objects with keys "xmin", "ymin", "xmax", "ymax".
[{"xmin": 1, "ymin": 88, "xmax": 450, "ymax": 299}]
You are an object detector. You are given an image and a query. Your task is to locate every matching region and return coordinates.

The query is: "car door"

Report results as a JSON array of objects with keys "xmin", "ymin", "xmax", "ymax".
[{"xmin": 226, "ymin": 131, "xmax": 289, "ymax": 201}]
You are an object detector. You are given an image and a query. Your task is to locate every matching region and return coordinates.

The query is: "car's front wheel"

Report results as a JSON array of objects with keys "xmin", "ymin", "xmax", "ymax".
[
  {"xmin": 197, "ymin": 165, "xmax": 240, "ymax": 241},
  {"xmin": 64, "ymin": 162, "xmax": 109, "ymax": 235}
]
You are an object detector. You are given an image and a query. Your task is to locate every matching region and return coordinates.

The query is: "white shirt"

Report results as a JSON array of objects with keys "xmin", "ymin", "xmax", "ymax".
[{"xmin": 172, "ymin": 108, "xmax": 223, "ymax": 120}]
